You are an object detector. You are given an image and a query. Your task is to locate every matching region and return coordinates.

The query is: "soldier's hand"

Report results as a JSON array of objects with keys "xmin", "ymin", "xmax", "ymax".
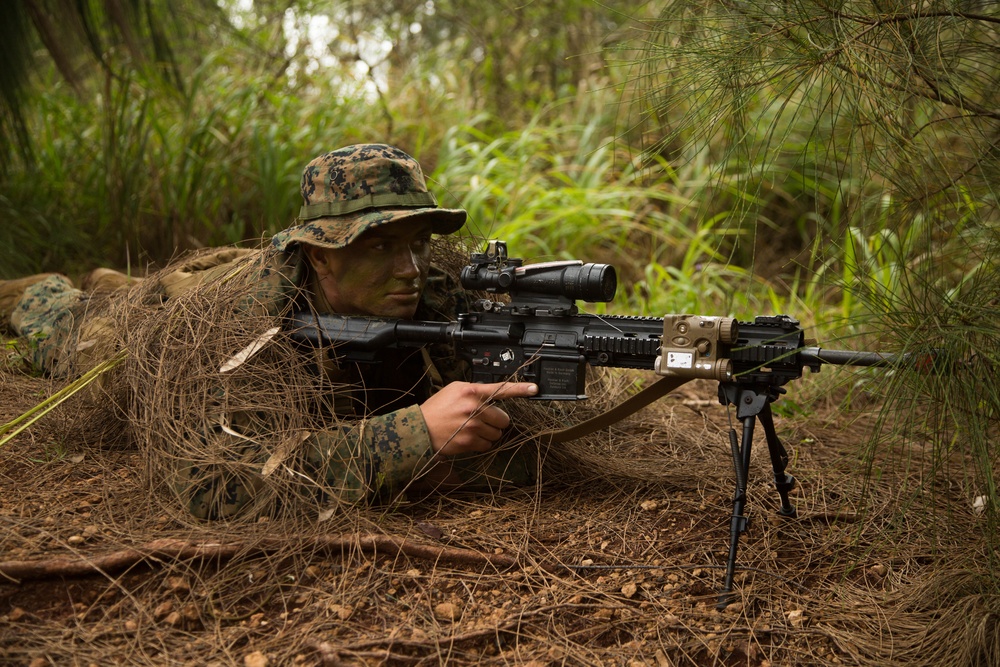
[{"xmin": 421, "ymin": 381, "xmax": 538, "ymax": 456}]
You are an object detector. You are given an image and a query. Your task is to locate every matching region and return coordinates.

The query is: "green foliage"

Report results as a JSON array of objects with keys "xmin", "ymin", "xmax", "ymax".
[
  {"xmin": 0, "ymin": 1, "xmax": 226, "ymax": 164},
  {"xmin": 854, "ymin": 226, "xmax": 1000, "ymax": 548},
  {"xmin": 435, "ymin": 105, "xmax": 838, "ymax": 319},
  {"xmin": 624, "ymin": 1, "xmax": 999, "ymax": 278},
  {"xmin": 1, "ymin": 48, "xmax": 421, "ymax": 273},
  {"xmin": 0, "ymin": 1, "xmax": 652, "ymax": 276},
  {"xmin": 626, "ymin": 0, "xmax": 1000, "ymax": 564},
  {"xmin": 316, "ymin": 0, "xmax": 641, "ymax": 119}
]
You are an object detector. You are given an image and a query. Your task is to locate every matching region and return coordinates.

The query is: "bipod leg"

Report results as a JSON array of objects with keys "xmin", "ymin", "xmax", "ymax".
[
  {"xmin": 758, "ymin": 403, "xmax": 797, "ymax": 518},
  {"xmin": 719, "ymin": 413, "xmax": 755, "ymax": 610}
]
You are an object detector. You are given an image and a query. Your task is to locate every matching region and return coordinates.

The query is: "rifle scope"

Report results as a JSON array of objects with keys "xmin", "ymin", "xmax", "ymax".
[{"xmin": 460, "ymin": 260, "xmax": 618, "ymax": 303}]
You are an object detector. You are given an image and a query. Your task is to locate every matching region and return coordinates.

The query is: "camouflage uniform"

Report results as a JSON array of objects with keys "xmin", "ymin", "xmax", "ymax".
[
  {"xmin": 7, "ymin": 144, "xmax": 535, "ymax": 520},
  {"xmin": 9, "ymin": 275, "xmax": 84, "ymax": 375}
]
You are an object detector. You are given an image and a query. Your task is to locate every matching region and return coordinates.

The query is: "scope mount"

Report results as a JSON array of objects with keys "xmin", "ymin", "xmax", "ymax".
[{"xmin": 465, "ymin": 240, "xmax": 580, "ymax": 316}]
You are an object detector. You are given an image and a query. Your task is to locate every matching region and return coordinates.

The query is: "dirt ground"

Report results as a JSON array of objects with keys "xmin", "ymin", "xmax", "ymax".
[{"xmin": 1, "ymin": 364, "xmax": 997, "ymax": 667}]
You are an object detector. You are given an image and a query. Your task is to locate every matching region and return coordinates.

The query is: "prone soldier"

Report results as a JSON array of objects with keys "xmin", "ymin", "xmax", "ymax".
[{"xmin": 0, "ymin": 144, "xmax": 540, "ymax": 518}]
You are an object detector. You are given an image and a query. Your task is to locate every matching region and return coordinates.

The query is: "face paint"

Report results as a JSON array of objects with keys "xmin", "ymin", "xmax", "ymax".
[{"xmin": 307, "ymin": 220, "xmax": 434, "ymax": 319}]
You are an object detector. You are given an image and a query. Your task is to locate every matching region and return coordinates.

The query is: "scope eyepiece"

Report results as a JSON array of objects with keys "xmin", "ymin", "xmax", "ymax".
[{"xmin": 461, "ymin": 259, "xmax": 617, "ymax": 303}]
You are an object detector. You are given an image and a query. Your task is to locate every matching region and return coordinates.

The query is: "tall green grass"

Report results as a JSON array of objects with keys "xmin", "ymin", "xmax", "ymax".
[
  {"xmin": 3, "ymin": 60, "xmax": 863, "ymax": 334},
  {"xmin": 434, "ymin": 109, "xmax": 865, "ymax": 322},
  {"xmin": 6, "ymin": 9, "xmax": 975, "ymax": 360},
  {"xmin": 0, "ymin": 54, "xmax": 476, "ymax": 276}
]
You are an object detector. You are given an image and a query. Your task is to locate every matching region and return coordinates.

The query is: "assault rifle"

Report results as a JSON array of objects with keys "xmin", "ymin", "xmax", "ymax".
[{"xmin": 291, "ymin": 240, "xmax": 899, "ymax": 607}]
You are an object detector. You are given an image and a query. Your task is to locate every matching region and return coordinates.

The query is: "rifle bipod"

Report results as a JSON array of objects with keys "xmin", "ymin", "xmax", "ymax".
[{"xmin": 716, "ymin": 382, "xmax": 798, "ymax": 610}]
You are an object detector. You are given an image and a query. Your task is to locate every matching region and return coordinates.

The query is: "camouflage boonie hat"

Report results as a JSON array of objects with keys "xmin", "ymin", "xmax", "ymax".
[{"xmin": 271, "ymin": 144, "xmax": 466, "ymax": 251}]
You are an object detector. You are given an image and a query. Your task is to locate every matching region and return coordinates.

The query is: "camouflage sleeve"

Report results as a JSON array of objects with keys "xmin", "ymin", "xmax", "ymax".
[
  {"xmin": 176, "ymin": 349, "xmax": 533, "ymax": 520},
  {"xmin": 8, "ymin": 275, "xmax": 86, "ymax": 375},
  {"xmin": 303, "ymin": 405, "xmax": 435, "ymax": 503},
  {"xmin": 303, "ymin": 402, "xmax": 538, "ymax": 507},
  {"xmin": 179, "ymin": 405, "xmax": 435, "ymax": 520}
]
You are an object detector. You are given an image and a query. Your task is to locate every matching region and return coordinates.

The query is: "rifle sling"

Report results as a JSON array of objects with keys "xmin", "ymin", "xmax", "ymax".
[{"xmin": 536, "ymin": 376, "xmax": 690, "ymax": 444}]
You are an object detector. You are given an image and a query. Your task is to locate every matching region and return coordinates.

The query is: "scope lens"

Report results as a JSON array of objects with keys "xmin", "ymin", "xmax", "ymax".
[{"xmin": 566, "ymin": 263, "xmax": 617, "ymax": 302}]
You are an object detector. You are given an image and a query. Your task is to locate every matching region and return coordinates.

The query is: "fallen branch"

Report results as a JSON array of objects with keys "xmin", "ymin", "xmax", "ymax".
[
  {"xmin": 308, "ymin": 606, "xmax": 561, "ymax": 664},
  {"xmin": 0, "ymin": 534, "xmax": 530, "ymax": 583}
]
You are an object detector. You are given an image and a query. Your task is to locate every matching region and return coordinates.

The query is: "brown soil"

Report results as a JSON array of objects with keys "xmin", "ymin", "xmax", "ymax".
[{"xmin": 1, "ymin": 366, "xmax": 996, "ymax": 667}]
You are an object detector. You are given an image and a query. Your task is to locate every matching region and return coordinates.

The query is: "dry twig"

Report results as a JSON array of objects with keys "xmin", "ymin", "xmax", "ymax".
[{"xmin": 0, "ymin": 534, "xmax": 534, "ymax": 583}]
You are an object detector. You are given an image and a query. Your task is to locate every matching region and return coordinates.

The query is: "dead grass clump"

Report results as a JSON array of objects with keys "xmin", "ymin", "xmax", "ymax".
[{"xmin": 74, "ymin": 248, "xmax": 350, "ymax": 523}]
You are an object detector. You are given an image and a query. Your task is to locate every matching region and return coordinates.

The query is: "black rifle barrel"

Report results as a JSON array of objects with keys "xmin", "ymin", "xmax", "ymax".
[{"xmin": 800, "ymin": 347, "xmax": 898, "ymax": 367}]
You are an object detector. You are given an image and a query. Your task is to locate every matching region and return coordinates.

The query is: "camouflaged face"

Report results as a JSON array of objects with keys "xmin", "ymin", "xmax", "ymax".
[{"xmin": 271, "ymin": 144, "xmax": 465, "ymax": 252}]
